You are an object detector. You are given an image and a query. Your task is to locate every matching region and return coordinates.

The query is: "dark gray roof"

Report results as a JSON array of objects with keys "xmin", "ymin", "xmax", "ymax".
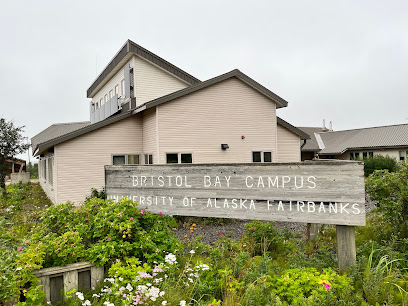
[
  {"xmin": 299, "ymin": 123, "xmax": 408, "ymax": 155},
  {"xmin": 140, "ymin": 69, "xmax": 289, "ymax": 110},
  {"xmin": 278, "ymin": 118, "xmax": 310, "ymax": 140},
  {"xmin": 31, "ymin": 121, "xmax": 90, "ymax": 153},
  {"xmin": 298, "ymin": 127, "xmax": 326, "ymax": 151},
  {"xmin": 87, "ymin": 40, "xmax": 201, "ymax": 98}
]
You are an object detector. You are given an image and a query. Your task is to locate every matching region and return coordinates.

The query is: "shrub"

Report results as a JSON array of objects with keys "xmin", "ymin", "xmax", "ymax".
[
  {"xmin": 363, "ymin": 155, "xmax": 399, "ymax": 177},
  {"xmin": 366, "ymin": 162, "xmax": 408, "ymax": 237}
]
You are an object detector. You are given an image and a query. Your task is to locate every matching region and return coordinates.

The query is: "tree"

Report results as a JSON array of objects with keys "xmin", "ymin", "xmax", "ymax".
[
  {"xmin": 26, "ymin": 162, "xmax": 38, "ymax": 179},
  {"xmin": 0, "ymin": 118, "xmax": 30, "ymax": 195}
]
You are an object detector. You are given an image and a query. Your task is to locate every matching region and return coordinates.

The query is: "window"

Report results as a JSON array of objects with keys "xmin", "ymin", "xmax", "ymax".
[
  {"xmin": 104, "ymin": 94, "xmax": 108, "ymax": 104},
  {"xmin": 181, "ymin": 153, "xmax": 192, "ymax": 164},
  {"xmin": 166, "ymin": 153, "xmax": 193, "ymax": 164},
  {"xmin": 400, "ymin": 151, "xmax": 407, "ymax": 161},
  {"xmin": 349, "ymin": 152, "xmax": 354, "ymax": 160},
  {"xmin": 363, "ymin": 152, "xmax": 367, "ymax": 158},
  {"xmin": 115, "ymin": 85, "xmax": 119, "ymax": 96},
  {"xmin": 43, "ymin": 159, "xmax": 47, "ymax": 181},
  {"xmin": 113, "ymin": 155, "xmax": 125, "ymax": 165},
  {"xmin": 252, "ymin": 151, "xmax": 272, "ymax": 163},
  {"xmin": 95, "ymin": 101, "xmax": 99, "ymax": 109},
  {"xmin": 166, "ymin": 153, "xmax": 178, "ymax": 164},
  {"xmin": 109, "ymin": 90, "xmax": 113, "ymax": 99},
  {"xmin": 48, "ymin": 158, "xmax": 53, "ymax": 186},
  {"xmin": 121, "ymin": 79, "xmax": 125, "ymax": 96},
  {"xmin": 144, "ymin": 154, "xmax": 153, "ymax": 165},
  {"xmin": 112, "ymin": 154, "xmax": 141, "ymax": 165},
  {"xmin": 100, "ymin": 98, "xmax": 103, "ymax": 106},
  {"xmin": 369, "ymin": 152, "xmax": 374, "ymax": 157},
  {"xmin": 355, "ymin": 152, "xmax": 360, "ymax": 158}
]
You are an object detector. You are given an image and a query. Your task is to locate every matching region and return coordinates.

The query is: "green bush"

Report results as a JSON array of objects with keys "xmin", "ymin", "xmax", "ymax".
[
  {"xmin": 366, "ymin": 162, "xmax": 408, "ymax": 237},
  {"xmin": 363, "ymin": 155, "xmax": 399, "ymax": 177}
]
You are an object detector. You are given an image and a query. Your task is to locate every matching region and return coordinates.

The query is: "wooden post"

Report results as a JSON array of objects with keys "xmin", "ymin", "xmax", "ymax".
[
  {"xmin": 307, "ymin": 223, "xmax": 320, "ymax": 241},
  {"xmin": 336, "ymin": 225, "xmax": 356, "ymax": 272}
]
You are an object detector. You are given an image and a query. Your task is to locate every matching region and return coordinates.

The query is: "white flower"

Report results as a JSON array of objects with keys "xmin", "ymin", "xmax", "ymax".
[
  {"xmin": 103, "ymin": 302, "xmax": 114, "ymax": 306},
  {"xmin": 119, "ymin": 277, "xmax": 123, "ymax": 281},
  {"xmin": 82, "ymin": 300, "xmax": 91, "ymax": 306},
  {"xmin": 146, "ymin": 283, "xmax": 152, "ymax": 287},
  {"xmin": 160, "ymin": 291, "xmax": 165, "ymax": 296},
  {"xmin": 162, "ymin": 301, "xmax": 168, "ymax": 305},
  {"xmin": 189, "ymin": 250, "xmax": 195, "ymax": 254},
  {"xmin": 76, "ymin": 292, "xmax": 84, "ymax": 301},
  {"xmin": 180, "ymin": 301, "xmax": 187, "ymax": 306},
  {"xmin": 126, "ymin": 283, "xmax": 133, "ymax": 292},
  {"xmin": 165, "ymin": 253, "xmax": 177, "ymax": 265},
  {"xmin": 16, "ymin": 267, "xmax": 22, "ymax": 271},
  {"xmin": 188, "ymin": 278, "xmax": 194, "ymax": 283}
]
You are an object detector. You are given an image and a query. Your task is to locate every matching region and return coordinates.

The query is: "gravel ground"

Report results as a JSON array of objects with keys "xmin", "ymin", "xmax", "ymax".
[{"xmin": 174, "ymin": 196, "xmax": 376, "ymax": 246}]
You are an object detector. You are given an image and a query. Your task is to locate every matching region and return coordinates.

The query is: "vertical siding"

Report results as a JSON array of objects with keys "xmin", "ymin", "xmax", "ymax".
[
  {"xmin": 55, "ymin": 116, "xmax": 143, "ymax": 204},
  {"xmin": 276, "ymin": 125, "xmax": 301, "ymax": 162},
  {"xmin": 157, "ymin": 77, "xmax": 277, "ymax": 164},
  {"xmin": 134, "ymin": 56, "xmax": 189, "ymax": 106},
  {"xmin": 39, "ymin": 153, "xmax": 56, "ymax": 204},
  {"xmin": 142, "ymin": 108, "xmax": 157, "ymax": 162}
]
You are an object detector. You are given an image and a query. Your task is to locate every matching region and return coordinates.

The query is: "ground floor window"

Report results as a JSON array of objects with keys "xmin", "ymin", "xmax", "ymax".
[
  {"xmin": 350, "ymin": 152, "xmax": 361, "ymax": 160},
  {"xmin": 166, "ymin": 153, "xmax": 193, "ymax": 164},
  {"xmin": 400, "ymin": 151, "xmax": 408, "ymax": 161},
  {"xmin": 112, "ymin": 154, "xmax": 141, "ymax": 165},
  {"xmin": 144, "ymin": 154, "xmax": 153, "ymax": 165},
  {"xmin": 252, "ymin": 151, "xmax": 272, "ymax": 163}
]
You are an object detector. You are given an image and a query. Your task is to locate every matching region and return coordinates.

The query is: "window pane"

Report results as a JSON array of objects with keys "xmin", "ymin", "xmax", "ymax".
[
  {"xmin": 149, "ymin": 154, "xmax": 153, "ymax": 164},
  {"xmin": 113, "ymin": 155, "xmax": 125, "ymax": 165},
  {"xmin": 355, "ymin": 153, "xmax": 360, "ymax": 158},
  {"xmin": 127, "ymin": 155, "xmax": 139, "ymax": 165},
  {"xmin": 253, "ymin": 152, "xmax": 261, "ymax": 163},
  {"xmin": 166, "ymin": 154, "xmax": 178, "ymax": 164},
  {"xmin": 181, "ymin": 153, "xmax": 192, "ymax": 164},
  {"xmin": 363, "ymin": 152, "xmax": 367, "ymax": 158},
  {"xmin": 145, "ymin": 154, "xmax": 149, "ymax": 164},
  {"xmin": 115, "ymin": 85, "xmax": 119, "ymax": 95},
  {"xmin": 264, "ymin": 152, "xmax": 272, "ymax": 163},
  {"xmin": 349, "ymin": 153, "xmax": 354, "ymax": 160},
  {"xmin": 369, "ymin": 152, "xmax": 374, "ymax": 157}
]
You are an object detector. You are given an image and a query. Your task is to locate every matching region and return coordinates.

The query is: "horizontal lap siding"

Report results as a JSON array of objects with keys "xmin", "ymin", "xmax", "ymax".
[
  {"xmin": 134, "ymin": 56, "xmax": 189, "ymax": 106},
  {"xmin": 55, "ymin": 116, "xmax": 143, "ymax": 204},
  {"xmin": 142, "ymin": 108, "xmax": 157, "ymax": 160},
  {"xmin": 277, "ymin": 125, "xmax": 301, "ymax": 162},
  {"xmin": 157, "ymin": 77, "xmax": 277, "ymax": 164}
]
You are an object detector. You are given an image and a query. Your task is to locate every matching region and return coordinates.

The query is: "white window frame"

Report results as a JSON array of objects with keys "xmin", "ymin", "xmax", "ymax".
[
  {"xmin": 252, "ymin": 151, "xmax": 272, "ymax": 163},
  {"xmin": 115, "ymin": 85, "xmax": 119, "ymax": 96},
  {"xmin": 121, "ymin": 79, "xmax": 125, "ymax": 96},
  {"xmin": 112, "ymin": 154, "xmax": 141, "ymax": 165},
  {"xmin": 144, "ymin": 154, "xmax": 153, "ymax": 165},
  {"xmin": 165, "ymin": 153, "xmax": 193, "ymax": 164},
  {"xmin": 109, "ymin": 90, "xmax": 114, "ymax": 99}
]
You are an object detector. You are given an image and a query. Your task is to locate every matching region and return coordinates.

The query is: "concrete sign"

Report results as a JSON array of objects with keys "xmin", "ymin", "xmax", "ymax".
[{"xmin": 105, "ymin": 161, "xmax": 365, "ymax": 226}]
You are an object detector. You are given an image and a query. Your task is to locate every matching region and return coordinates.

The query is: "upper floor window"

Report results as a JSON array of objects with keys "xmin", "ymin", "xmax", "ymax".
[
  {"xmin": 109, "ymin": 90, "xmax": 114, "ymax": 99},
  {"xmin": 100, "ymin": 98, "xmax": 103, "ymax": 106},
  {"xmin": 121, "ymin": 79, "xmax": 125, "ymax": 96},
  {"xmin": 104, "ymin": 94, "xmax": 108, "ymax": 104},
  {"xmin": 252, "ymin": 151, "xmax": 272, "ymax": 163},
  {"xmin": 115, "ymin": 85, "xmax": 119, "ymax": 96},
  {"xmin": 166, "ymin": 153, "xmax": 193, "ymax": 164}
]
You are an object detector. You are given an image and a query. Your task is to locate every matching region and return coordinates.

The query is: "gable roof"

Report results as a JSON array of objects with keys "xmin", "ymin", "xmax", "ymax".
[
  {"xmin": 87, "ymin": 40, "xmax": 201, "ymax": 98},
  {"xmin": 31, "ymin": 121, "xmax": 91, "ymax": 154},
  {"xmin": 138, "ymin": 69, "xmax": 289, "ymax": 110},
  {"xmin": 299, "ymin": 123, "xmax": 408, "ymax": 155},
  {"xmin": 297, "ymin": 127, "xmax": 326, "ymax": 151},
  {"xmin": 33, "ymin": 69, "xmax": 293, "ymax": 155}
]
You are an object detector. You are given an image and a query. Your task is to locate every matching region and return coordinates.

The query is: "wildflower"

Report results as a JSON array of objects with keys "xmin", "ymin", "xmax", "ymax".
[
  {"xmin": 75, "ymin": 291, "xmax": 84, "ymax": 301},
  {"xmin": 85, "ymin": 218, "xmax": 89, "ymax": 222},
  {"xmin": 325, "ymin": 284, "xmax": 331, "ymax": 290},
  {"xmin": 141, "ymin": 210, "xmax": 145, "ymax": 215},
  {"xmin": 126, "ymin": 283, "xmax": 133, "ymax": 292},
  {"xmin": 103, "ymin": 302, "xmax": 114, "ymax": 306},
  {"xmin": 250, "ymin": 227, "xmax": 253, "ymax": 231},
  {"xmin": 159, "ymin": 212, "xmax": 162, "ymax": 215},
  {"xmin": 107, "ymin": 237, "xmax": 111, "ymax": 241},
  {"xmin": 184, "ymin": 235, "xmax": 187, "ymax": 238},
  {"xmin": 165, "ymin": 253, "xmax": 177, "ymax": 265},
  {"xmin": 18, "ymin": 247, "xmax": 22, "ymax": 252},
  {"xmin": 220, "ymin": 233, "xmax": 223, "ymax": 236},
  {"xmin": 16, "ymin": 267, "xmax": 22, "ymax": 271},
  {"xmin": 123, "ymin": 234, "xmax": 126, "ymax": 238},
  {"xmin": 189, "ymin": 250, "xmax": 195, "ymax": 254},
  {"xmin": 82, "ymin": 300, "xmax": 91, "ymax": 306},
  {"xmin": 180, "ymin": 301, "xmax": 187, "ymax": 306},
  {"xmin": 162, "ymin": 302, "xmax": 167, "ymax": 305},
  {"xmin": 80, "ymin": 224, "xmax": 83, "ymax": 227},
  {"xmin": 192, "ymin": 223, "xmax": 196, "ymax": 227},
  {"xmin": 129, "ymin": 217, "xmax": 133, "ymax": 221},
  {"xmin": 92, "ymin": 294, "xmax": 100, "ymax": 298}
]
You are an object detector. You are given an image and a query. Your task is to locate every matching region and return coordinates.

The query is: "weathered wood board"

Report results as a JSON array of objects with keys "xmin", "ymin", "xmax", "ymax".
[{"xmin": 105, "ymin": 161, "xmax": 366, "ymax": 226}]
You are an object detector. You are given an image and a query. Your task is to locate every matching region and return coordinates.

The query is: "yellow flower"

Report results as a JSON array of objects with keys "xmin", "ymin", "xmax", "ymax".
[{"xmin": 122, "ymin": 234, "xmax": 126, "ymax": 238}]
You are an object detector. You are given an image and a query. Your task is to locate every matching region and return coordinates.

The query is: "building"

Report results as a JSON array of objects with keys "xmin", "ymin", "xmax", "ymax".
[
  {"xmin": 31, "ymin": 40, "xmax": 309, "ymax": 204},
  {"xmin": 299, "ymin": 123, "xmax": 408, "ymax": 161}
]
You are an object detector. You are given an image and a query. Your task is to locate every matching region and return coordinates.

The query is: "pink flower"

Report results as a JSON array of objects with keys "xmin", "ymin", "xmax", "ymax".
[
  {"xmin": 129, "ymin": 217, "xmax": 133, "ymax": 221},
  {"xmin": 107, "ymin": 237, "xmax": 111, "ymax": 241},
  {"xmin": 159, "ymin": 212, "xmax": 162, "ymax": 215},
  {"xmin": 85, "ymin": 218, "xmax": 89, "ymax": 222},
  {"xmin": 18, "ymin": 247, "xmax": 22, "ymax": 252},
  {"xmin": 80, "ymin": 224, "xmax": 83, "ymax": 227},
  {"xmin": 220, "ymin": 233, "xmax": 223, "ymax": 236},
  {"xmin": 325, "ymin": 284, "xmax": 330, "ymax": 290},
  {"xmin": 250, "ymin": 227, "xmax": 253, "ymax": 231},
  {"xmin": 141, "ymin": 210, "xmax": 145, "ymax": 215}
]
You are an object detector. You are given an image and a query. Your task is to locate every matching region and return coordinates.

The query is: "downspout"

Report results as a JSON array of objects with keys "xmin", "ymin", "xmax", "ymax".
[{"xmin": 301, "ymin": 139, "xmax": 307, "ymax": 149}]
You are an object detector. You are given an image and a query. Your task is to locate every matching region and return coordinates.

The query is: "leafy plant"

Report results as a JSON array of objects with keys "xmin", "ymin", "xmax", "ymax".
[{"xmin": 362, "ymin": 155, "xmax": 399, "ymax": 177}]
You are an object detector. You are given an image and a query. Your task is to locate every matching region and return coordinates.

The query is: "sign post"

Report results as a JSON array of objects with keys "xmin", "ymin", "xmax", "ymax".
[{"xmin": 105, "ymin": 161, "xmax": 365, "ymax": 271}]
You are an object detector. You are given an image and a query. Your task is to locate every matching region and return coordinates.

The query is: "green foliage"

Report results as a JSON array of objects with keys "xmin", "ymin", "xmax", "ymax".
[
  {"xmin": 366, "ymin": 162, "xmax": 408, "ymax": 237},
  {"xmin": 26, "ymin": 162, "xmax": 38, "ymax": 179},
  {"xmin": 84, "ymin": 187, "xmax": 106, "ymax": 202},
  {"xmin": 0, "ymin": 117, "xmax": 30, "ymax": 195},
  {"xmin": 362, "ymin": 154, "xmax": 399, "ymax": 177}
]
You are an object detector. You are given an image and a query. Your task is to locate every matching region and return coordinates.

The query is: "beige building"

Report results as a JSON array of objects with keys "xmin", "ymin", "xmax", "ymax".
[
  {"xmin": 32, "ymin": 40, "xmax": 309, "ymax": 204},
  {"xmin": 299, "ymin": 124, "xmax": 408, "ymax": 161}
]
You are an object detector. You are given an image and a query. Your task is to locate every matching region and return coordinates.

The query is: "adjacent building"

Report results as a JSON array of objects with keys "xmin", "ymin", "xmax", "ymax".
[
  {"xmin": 299, "ymin": 123, "xmax": 408, "ymax": 161},
  {"xmin": 32, "ymin": 40, "xmax": 309, "ymax": 204}
]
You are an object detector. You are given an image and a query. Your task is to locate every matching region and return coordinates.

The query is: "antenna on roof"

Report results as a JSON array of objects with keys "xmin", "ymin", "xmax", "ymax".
[{"xmin": 329, "ymin": 121, "xmax": 333, "ymax": 131}]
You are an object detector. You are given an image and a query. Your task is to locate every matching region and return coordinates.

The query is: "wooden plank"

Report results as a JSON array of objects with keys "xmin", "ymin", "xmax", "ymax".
[
  {"xmin": 105, "ymin": 161, "xmax": 366, "ymax": 226},
  {"xmin": 336, "ymin": 225, "xmax": 356, "ymax": 272}
]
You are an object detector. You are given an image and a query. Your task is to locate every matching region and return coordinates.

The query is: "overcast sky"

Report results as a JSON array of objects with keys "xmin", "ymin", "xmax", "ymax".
[{"xmin": 1, "ymin": 0, "xmax": 407, "ymax": 160}]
